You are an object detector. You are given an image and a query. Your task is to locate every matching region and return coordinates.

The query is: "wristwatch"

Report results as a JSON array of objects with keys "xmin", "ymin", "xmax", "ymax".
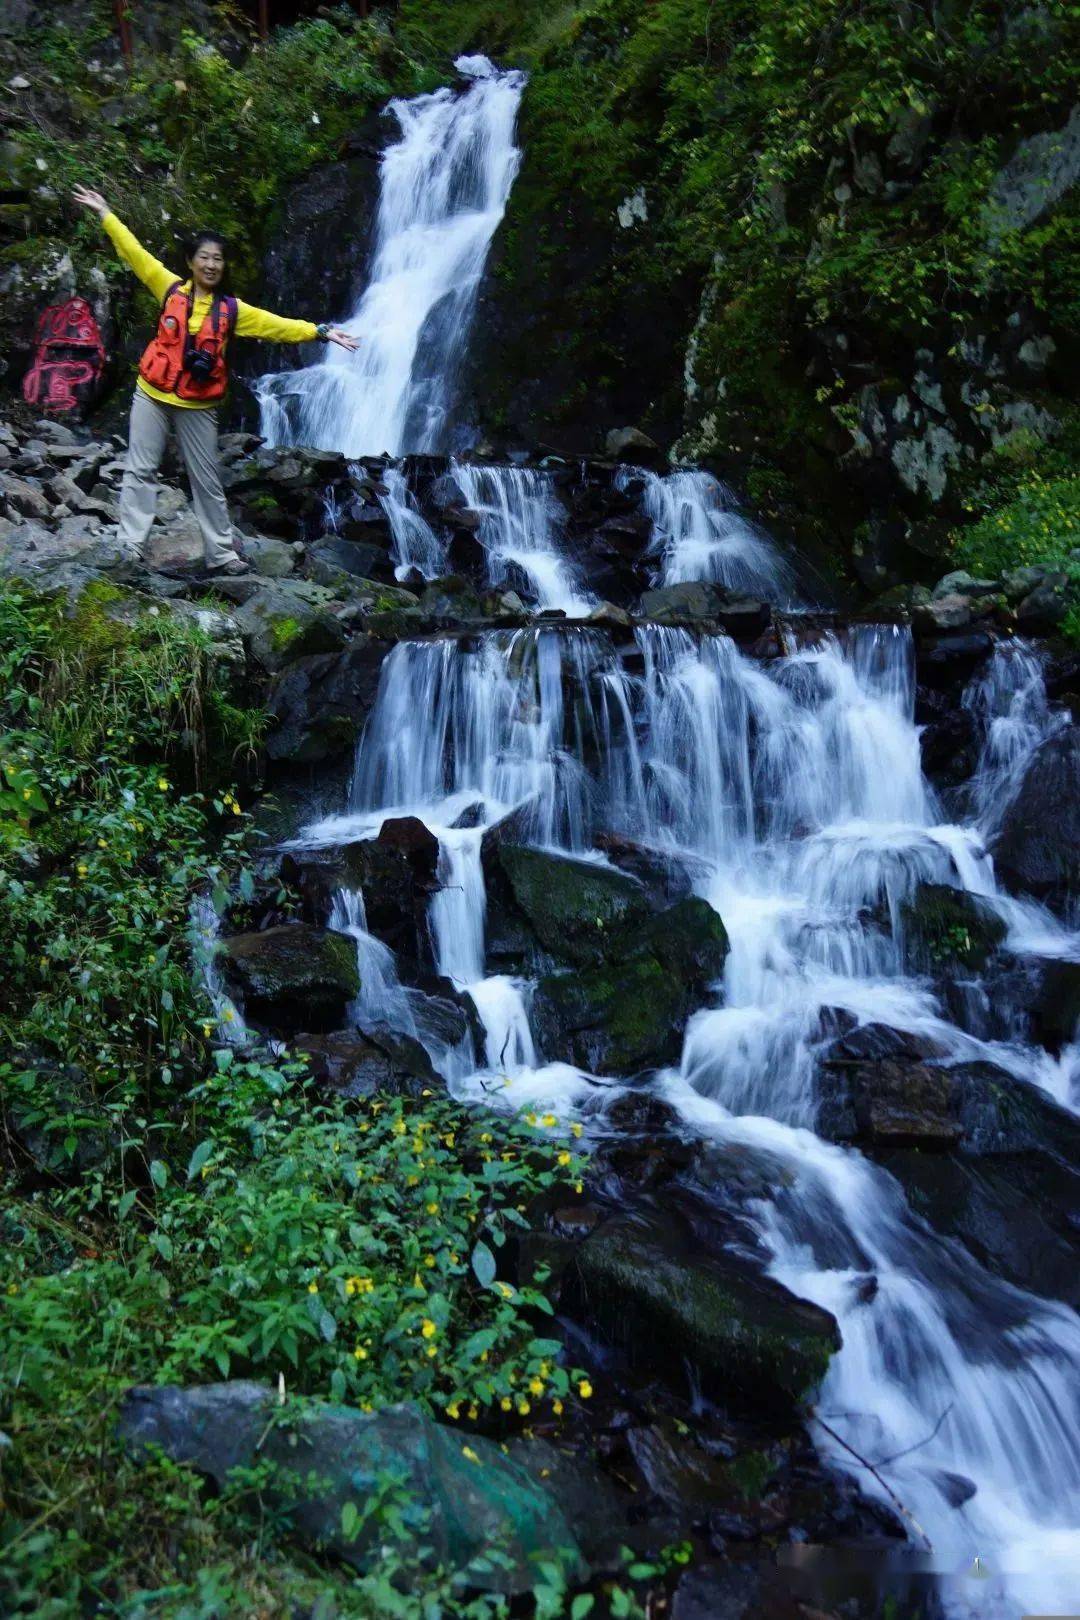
[{"xmin": 315, "ymin": 322, "xmax": 331, "ymax": 342}]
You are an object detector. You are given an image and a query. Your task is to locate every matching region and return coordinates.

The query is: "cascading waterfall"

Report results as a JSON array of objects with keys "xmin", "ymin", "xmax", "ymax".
[
  {"xmin": 255, "ymin": 56, "xmax": 523, "ymax": 457},
  {"xmin": 299, "ymin": 620, "xmax": 1080, "ymax": 1615},
  {"xmin": 378, "ymin": 466, "xmax": 448, "ymax": 580},
  {"xmin": 622, "ymin": 465, "xmax": 797, "ymax": 601},
  {"xmin": 450, "ymin": 461, "xmax": 592, "ymax": 614}
]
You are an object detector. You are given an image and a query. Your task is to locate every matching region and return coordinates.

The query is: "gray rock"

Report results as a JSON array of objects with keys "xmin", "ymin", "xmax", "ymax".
[
  {"xmin": 604, "ymin": 426, "xmax": 662, "ymax": 462},
  {"xmin": 984, "ymin": 105, "xmax": 1080, "ymax": 246},
  {"xmin": 118, "ymin": 1384, "xmax": 585, "ymax": 1593},
  {"xmin": 233, "ymin": 580, "xmax": 346, "ymax": 671},
  {"xmin": 1001, "ymin": 565, "xmax": 1047, "ymax": 602},
  {"xmin": 2, "ymin": 475, "xmax": 52, "ymax": 522},
  {"xmin": 913, "ymin": 594, "xmax": 973, "ymax": 633},
  {"xmin": 239, "ymin": 533, "xmax": 296, "ymax": 578},
  {"xmin": 931, "ymin": 569, "xmax": 998, "ymax": 600},
  {"xmin": 638, "ymin": 580, "xmax": 729, "ymax": 621},
  {"xmin": 1017, "ymin": 579, "xmax": 1069, "ymax": 628}
]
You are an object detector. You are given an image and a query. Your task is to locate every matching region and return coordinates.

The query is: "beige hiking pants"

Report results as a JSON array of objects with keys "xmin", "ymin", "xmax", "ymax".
[{"xmin": 117, "ymin": 387, "xmax": 236, "ymax": 569}]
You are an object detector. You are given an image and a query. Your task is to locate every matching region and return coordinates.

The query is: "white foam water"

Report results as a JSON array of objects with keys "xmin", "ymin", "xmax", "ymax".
[
  {"xmin": 450, "ymin": 461, "xmax": 592, "ymax": 614},
  {"xmin": 621, "ymin": 465, "xmax": 797, "ymax": 601},
  {"xmin": 256, "ymin": 57, "xmax": 523, "ymax": 457},
  {"xmin": 378, "ymin": 466, "xmax": 448, "ymax": 580}
]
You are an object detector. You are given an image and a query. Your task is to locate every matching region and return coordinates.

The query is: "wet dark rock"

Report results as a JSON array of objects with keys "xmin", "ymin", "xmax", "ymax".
[
  {"xmin": 1030, "ymin": 957, "xmax": 1080, "ymax": 1053},
  {"xmin": 292, "ymin": 1025, "xmax": 436, "ymax": 1099},
  {"xmin": 264, "ymin": 638, "xmax": 386, "ymax": 764},
  {"xmin": 861, "ymin": 1061, "xmax": 1080, "ymax": 1304},
  {"xmin": 993, "ymin": 725, "xmax": 1080, "ymax": 901},
  {"xmin": 567, "ymin": 1211, "xmax": 840, "ymax": 1412},
  {"xmin": 915, "ymin": 630, "xmax": 994, "ymax": 686},
  {"xmin": 221, "ymin": 923, "xmax": 359, "ymax": 1034},
  {"xmin": 281, "ymin": 840, "xmax": 434, "ymax": 971},
  {"xmin": 818, "ymin": 1053, "xmax": 961, "ymax": 1148},
  {"xmin": 531, "ymin": 897, "xmax": 728, "ymax": 1075},
  {"xmin": 504, "ymin": 1436, "xmax": 629, "ymax": 1571},
  {"xmin": 670, "ymin": 1564, "xmax": 761, "ymax": 1620},
  {"xmin": 915, "ymin": 684, "xmax": 978, "ymax": 788},
  {"xmin": 118, "ymin": 1383, "xmax": 585, "ymax": 1593},
  {"xmin": 899, "ymin": 883, "xmax": 1006, "ymax": 973},
  {"xmin": 627, "ymin": 1419, "xmax": 780, "ymax": 1522}
]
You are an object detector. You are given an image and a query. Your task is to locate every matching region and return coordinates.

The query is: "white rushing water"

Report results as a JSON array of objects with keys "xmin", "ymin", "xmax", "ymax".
[
  {"xmin": 622, "ymin": 465, "xmax": 797, "ymax": 601},
  {"xmin": 296, "ymin": 625, "xmax": 1080, "ymax": 1615},
  {"xmin": 256, "ymin": 56, "xmax": 523, "ymax": 457},
  {"xmin": 378, "ymin": 466, "xmax": 448, "ymax": 580},
  {"xmin": 450, "ymin": 461, "xmax": 592, "ymax": 614}
]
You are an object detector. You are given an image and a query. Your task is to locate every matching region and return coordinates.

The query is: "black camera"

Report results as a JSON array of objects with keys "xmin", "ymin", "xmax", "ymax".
[{"xmin": 184, "ymin": 345, "xmax": 216, "ymax": 383}]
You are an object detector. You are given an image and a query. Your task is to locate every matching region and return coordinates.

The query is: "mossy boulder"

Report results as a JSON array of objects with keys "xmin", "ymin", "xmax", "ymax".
[
  {"xmin": 222, "ymin": 923, "xmax": 359, "ymax": 1033},
  {"xmin": 899, "ymin": 883, "xmax": 1007, "ymax": 973},
  {"xmin": 118, "ymin": 1383, "xmax": 585, "ymax": 1594},
  {"xmin": 531, "ymin": 896, "xmax": 728, "ymax": 1076},
  {"xmin": 489, "ymin": 844, "xmax": 654, "ymax": 968},
  {"xmin": 233, "ymin": 581, "xmax": 346, "ymax": 672},
  {"xmin": 569, "ymin": 1214, "xmax": 840, "ymax": 1413}
]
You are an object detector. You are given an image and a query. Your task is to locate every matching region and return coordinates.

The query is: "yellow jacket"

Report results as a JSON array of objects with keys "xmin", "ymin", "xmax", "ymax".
[{"xmin": 103, "ymin": 211, "xmax": 319, "ymax": 410}]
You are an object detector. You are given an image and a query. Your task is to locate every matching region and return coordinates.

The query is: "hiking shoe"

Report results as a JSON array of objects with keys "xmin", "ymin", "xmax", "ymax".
[{"xmin": 206, "ymin": 557, "xmax": 251, "ymax": 577}]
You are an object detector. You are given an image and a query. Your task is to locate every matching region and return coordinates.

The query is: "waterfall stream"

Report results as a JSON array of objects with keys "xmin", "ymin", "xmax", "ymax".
[
  {"xmin": 253, "ymin": 50, "xmax": 1080, "ymax": 1620},
  {"xmin": 294, "ymin": 625, "xmax": 1080, "ymax": 1616},
  {"xmin": 256, "ymin": 56, "xmax": 523, "ymax": 456}
]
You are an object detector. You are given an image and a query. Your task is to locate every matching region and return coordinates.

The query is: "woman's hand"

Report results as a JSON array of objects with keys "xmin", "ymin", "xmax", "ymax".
[
  {"xmin": 325, "ymin": 328, "xmax": 358, "ymax": 352},
  {"xmin": 72, "ymin": 184, "xmax": 109, "ymax": 216}
]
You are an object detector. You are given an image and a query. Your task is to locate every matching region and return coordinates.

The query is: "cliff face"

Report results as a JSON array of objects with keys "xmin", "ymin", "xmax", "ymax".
[{"xmin": 400, "ymin": 0, "xmax": 1080, "ymax": 591}]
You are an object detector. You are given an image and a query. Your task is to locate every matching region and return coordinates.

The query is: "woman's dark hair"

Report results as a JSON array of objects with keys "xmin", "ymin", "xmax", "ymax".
[{"xmin": 184, "ymin": 228, "xmax": 228, "ymax": 262}]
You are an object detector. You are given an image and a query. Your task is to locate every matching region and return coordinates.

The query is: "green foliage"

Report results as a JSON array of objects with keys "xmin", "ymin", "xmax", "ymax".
[
  {"xmin": 952, "ymin": 465, "xmax": 1080, "ymax": 577},
  {"xmin": 948, "ymin": 421, "xmax": 1080, "ymax": 639},
  {"xmin": 0, "ymin": 580, "xmax": 602, "ymax": 1616}
]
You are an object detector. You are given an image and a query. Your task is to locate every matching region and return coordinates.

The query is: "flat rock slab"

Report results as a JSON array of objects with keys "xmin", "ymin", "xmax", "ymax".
[{"xmin": 118, "ymin": 1383, "xmax": 585, "ymax": 1593}]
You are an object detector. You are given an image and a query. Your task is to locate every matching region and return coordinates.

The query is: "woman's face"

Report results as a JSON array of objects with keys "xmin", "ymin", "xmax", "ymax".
[{"xmin": 189, "ymin": 241, "xmax": 225, "ymax": 290}]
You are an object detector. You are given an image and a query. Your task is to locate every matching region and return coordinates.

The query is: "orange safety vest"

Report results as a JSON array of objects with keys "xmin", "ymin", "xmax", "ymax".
[{"xmin": 138, "ymin": 282, "xmax": 238, "ymax": 403}]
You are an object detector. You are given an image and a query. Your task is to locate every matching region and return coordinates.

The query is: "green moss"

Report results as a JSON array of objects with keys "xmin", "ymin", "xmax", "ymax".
[
  {"xmin": 268, "ymin": 614, "xmax": 303, "ymax": 652},
  {"xmin": 900, "ymin": 885, "xmax": 1007, "ymax": 973}
]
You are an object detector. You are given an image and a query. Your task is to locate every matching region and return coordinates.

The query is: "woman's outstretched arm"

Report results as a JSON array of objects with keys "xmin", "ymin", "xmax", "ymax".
[
  {"xmin": 72, "ymin": 185, "xmax": 178, "ymax": 302},
  {"xmin": 233, "ymin": 302, "xmax": 357, "ymax": 350}
]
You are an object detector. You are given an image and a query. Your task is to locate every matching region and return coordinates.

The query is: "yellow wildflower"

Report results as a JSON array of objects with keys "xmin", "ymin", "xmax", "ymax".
[
  {"xmin": 577, "ymin": 1379, "xmax": 593, "ymax": 1399},
  {"xmin": 462, "ymin": 1445, "xmax": 480, "ymax": 1463},
  {"xmin": 421, "ymin": 1318, "xmax": 437, "ymax": 1340}
]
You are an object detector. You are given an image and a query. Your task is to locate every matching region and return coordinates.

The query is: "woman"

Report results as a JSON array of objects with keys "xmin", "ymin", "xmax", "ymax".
[{"xmin": 72, "ymin": 183, "xmax": 357, "ymax": 576}]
